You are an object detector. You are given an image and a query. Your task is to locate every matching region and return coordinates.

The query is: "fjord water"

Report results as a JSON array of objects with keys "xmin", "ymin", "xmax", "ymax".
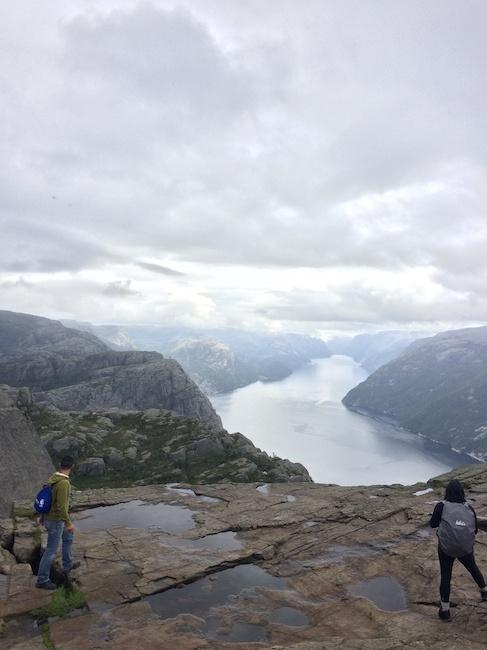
[{"xmin": 211, "ymin": 356, "xmax": 476, "ymax": 485}]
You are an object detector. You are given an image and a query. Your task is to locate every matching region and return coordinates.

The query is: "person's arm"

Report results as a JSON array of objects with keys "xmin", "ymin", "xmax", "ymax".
[
  {"xmin": 57, "ymin": 480, "xmax": 73, "ymax": 529},
  {"xmin": 429, "ymin": 501, "xmax": 443, "ymax": 528},
  {"xmin": 468, "ymin": 505, "xmax": 479, "ymax": 534}
]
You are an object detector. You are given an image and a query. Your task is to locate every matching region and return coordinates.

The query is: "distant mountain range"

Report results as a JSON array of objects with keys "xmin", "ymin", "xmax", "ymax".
[
  {"xmin": 0, "ymin": 310, "xmax": 312, "ymax": 504},
  {"xmin": 63, "ymin": 321, "xmax": 331, "ymax": 393},
  {"xmin": 328, "ymin": 330, "xmax": 428, "ymax": 372},
  {"xmin": 343, "ymin": 326, "xmax": 487, "ymax": 460}
]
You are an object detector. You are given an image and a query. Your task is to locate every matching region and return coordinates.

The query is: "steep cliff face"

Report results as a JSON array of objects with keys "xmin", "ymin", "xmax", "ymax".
[
  {"xmin": 0, "ymin": 386, "xmax": 54, "ymax": 516},
  {"xmin": 0, "ymin": 310, "xmax": 108, "ymax": 360},
  {"xmin": 0, "ymin": 350, "xmax": 222, "ymax": 431},
  {"xmin": 0, "ymin": 313, "xmax": 223, "ymax": 430},
  {"xmin": 100, "ymin": 324, "xmax": 331, "ymax": 393},
  {"xmin": 342, "ymin": 326, "xmax": 487, "ymax": 458}
]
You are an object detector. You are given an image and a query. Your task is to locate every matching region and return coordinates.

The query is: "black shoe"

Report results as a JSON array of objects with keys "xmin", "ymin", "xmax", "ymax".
[
  {"xmin": 36, "ymin": 581, "xmax": 56, "ymax": 590},
  {"xmin": 481, "ymin": 590, "xmax": 487, "ymax": 602},
  {"xmin": 438, "ymin": 607, "xmax": 451, "ymax": 621},
  {"xmin": 64, "ymin": 561, "xmax": 81, "ymax": 572}
]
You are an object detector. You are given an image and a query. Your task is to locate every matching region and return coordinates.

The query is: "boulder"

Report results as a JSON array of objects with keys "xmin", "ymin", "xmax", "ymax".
[
  {"xmin": 0, "ymin": 386, "xmax": 54, "ymax": 517},
  {"xmin": 187, "ymin": 437, "xmax": 224, "ymax": 458},
  {"xmin": 104, "ymin": 449, "xmax": 125, "ymax": 466},
  {"xmin": 0, "ymin": 547, "xmax": 15, "ymax": 574},
  {"xmin": 50, "ymin": 435, "xmax": 83, "ymax": 454},
  {"xmin": 76, "ymin": 457, "xmax": 106, "ymax": 476},
  {"xmin": 125, "ymin": 447, "xmax": 138, "ymax": 460}
]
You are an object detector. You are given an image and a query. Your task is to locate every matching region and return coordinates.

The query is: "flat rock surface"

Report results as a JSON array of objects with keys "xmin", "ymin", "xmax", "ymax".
[{"xmin": 3, "ymin": 466, "xmax": 487, "ymax": 648}]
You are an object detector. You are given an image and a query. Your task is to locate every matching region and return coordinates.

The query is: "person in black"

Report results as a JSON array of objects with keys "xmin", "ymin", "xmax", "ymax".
[{"xmin": 430, "ymin": 479, "xmax": 487, "ymax": 621}]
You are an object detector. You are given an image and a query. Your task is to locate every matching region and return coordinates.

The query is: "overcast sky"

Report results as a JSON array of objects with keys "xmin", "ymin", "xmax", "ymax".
[{"xmin": 1, "ymin": 0, "xmax": 486, "ymax": 337}]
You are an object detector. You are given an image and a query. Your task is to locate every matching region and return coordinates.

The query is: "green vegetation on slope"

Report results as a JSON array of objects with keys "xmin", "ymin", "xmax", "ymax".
[{"xmin": 31, "ymin": 407, "xmax": 311, "ymax": 488}]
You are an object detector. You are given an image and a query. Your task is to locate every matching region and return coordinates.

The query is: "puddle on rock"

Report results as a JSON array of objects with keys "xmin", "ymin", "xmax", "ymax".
[
  {"xmin": 206, "ymin": 618, "xmax": 268, "ymax": 643},
  {"xmin": 189, "ymin": 531, "xmax": 243, "ymax": 551},
  {"xmin": 414, "ymin": 488, "xmax": 434, "ymax": 496},
  {"xmin": 347, "ymin": 576, "xmax": 407, "ymax": 611},
  {"xmin": 76, "ymin": 500, "xmax": 195, "ymax": 533},
  {"xmin": 287, "ymin": 495, "xmax": 297, "ymax": 502},
  {"xmin": 269, "ymin": 606, "xmax": 310, "ymax": 627},
  {"xmin": 166, "ymin": 485, "xmax": 222, "ymax": 503},
  {"xmin": 1, "ymin": 614, "xmax": 40, "ymax": 645},
  {"xmin": 145, "ymin": 564, "xmax": 287, "ymax": 620},
  {"xmin": 256, "ymin": 484, "xmax": 270, "ymax": 495}
]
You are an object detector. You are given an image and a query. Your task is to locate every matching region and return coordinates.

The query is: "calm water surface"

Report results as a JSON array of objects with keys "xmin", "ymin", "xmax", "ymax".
[{"xmin": 211, "ymin": 356, "xmax": 476, "ymax": 485}]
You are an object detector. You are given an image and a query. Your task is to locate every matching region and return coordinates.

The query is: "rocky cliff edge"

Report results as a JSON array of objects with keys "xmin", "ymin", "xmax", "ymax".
[{"xmin": 2, "ymin": 464, "xmax": 487, "ymax": 648}]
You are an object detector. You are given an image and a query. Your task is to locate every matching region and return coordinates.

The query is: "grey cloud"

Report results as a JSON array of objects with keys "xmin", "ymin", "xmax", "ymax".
[
  {"xmin": 258, "ymin": 285, "xmax": 487, "ymax": 325},
  {"xmin": 64, "ymin": 5, "xmax": 252, "ymax": 116},
  {"xmin": 137, "ymin": 262, "xmax": 185, "ymax": 277},
  {"xmin": 1, "ymin": 1, "xmax": 487, "ymax": 328},
  {"xmin": 102, "ymin": 280, "xmax": 139, "ymax": 297}
]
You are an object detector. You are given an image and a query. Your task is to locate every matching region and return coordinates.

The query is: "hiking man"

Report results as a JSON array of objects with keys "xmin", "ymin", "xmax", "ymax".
[
  {"xmin": 36, "ymin": 455, "xmax": 80, "ymax": 590},
  {"xmin": 430, "ymin": 478, "xmax": 487, "ymax": 620}
]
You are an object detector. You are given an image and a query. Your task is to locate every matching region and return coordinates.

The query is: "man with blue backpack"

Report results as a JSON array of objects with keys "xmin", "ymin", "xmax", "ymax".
[{"xmin": 35, "ymin": 455, "xmax": 80, "ymax": 590}]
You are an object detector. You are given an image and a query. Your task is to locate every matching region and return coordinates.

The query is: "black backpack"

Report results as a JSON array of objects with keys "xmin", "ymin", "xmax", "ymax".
[{"xmin": 437, "ymin": 501, "xmax": 476, "ymax": 557}]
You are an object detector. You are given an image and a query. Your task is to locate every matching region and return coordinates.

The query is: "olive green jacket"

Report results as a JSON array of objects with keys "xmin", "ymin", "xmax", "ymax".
[{"xmin": 45, "ymin": 472, "xmax": 72, "ymax": 527}]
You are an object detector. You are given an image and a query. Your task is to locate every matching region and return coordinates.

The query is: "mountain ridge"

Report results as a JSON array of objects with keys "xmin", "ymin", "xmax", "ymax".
[{"xmin": 342, "ymin": 325, "xmax": 487, "ymax": 459}]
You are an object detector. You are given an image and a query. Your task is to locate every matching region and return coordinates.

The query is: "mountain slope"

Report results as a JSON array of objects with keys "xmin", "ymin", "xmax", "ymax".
[
  {"xmin": 328, "ymin": 330, "xmax": 427, "ymax": 372},
  {"xmin": 342, "ymin": 326, "xmax": 487, "ymax": 458},
  {"xmin": 0, "ymin": 310, "xmax": 108, "ymax": 360},
  {"xmin": 93, "ymin": 325, "xmax": 331, "ymax": 393},
  {"xmin": 0, "ymin": 312, "xmax": 222, "ymax": 430}
]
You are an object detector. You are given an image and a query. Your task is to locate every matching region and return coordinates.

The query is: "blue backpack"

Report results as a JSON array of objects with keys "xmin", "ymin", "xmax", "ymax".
[{"xmin": 34, "ymin": 484, "xmax": 53, "ymax": 514}]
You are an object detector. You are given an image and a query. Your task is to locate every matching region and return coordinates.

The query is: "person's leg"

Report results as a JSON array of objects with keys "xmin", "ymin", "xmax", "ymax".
[
  {"xmin": 438, "ymin": 545, "xmax": 455, "ymax": 606},
  {"xmin": 61, "ymin": 526, "xmax": 74, "ymax": 571},
  {"xmin": 36, "ymin": 520, "xmax": 63, "ymax": 585},
  {"xmin": 458, "ymin": 552, "xmax": 487, "ymax": 591}
]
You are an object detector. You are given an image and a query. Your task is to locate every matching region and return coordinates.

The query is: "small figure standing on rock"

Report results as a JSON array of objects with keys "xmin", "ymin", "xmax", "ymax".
[
  {"xmin": 430, "ymin": 479, "xmax": 487, "ymax": 621},
  {"xmin": 36, "ymin": 455, "xmax": 80, "ymax": 590}
]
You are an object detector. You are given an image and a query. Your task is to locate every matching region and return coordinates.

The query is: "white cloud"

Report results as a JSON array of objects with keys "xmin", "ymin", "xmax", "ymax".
[{"xmin": 1, "ymin": 1, "xmax": 486, "ymax": 332}]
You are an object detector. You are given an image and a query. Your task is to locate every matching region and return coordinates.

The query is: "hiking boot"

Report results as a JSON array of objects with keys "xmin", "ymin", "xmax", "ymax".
[
  {"xmin": 438, "ymin": 607, "xmax": 451, "ymax": 621},
  {"xmin": 65, "ymin": 561, "xmax": 81, "ymax": 572},
  {"xmin": 481, "ymin": 590, "xmax": 487, "ymax": 602},
  {"xmin": 36, "ymin": 581, "xmax": 56, "ymax": 590}
]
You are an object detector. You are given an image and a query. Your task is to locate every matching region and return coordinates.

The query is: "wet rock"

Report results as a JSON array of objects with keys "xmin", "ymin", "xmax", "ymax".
[
  {"xmin": 7, "ymin": 465, "xmax": 487, "ymax": 648},
  {"xmin": 0, "ymin": 563, "xmax": 52, "ymax": 619}
]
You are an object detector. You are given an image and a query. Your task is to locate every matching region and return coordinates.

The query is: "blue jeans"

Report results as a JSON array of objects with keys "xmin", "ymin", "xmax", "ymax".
[{"xmin": 36, "ymin": 520, "xmax": 74, "ymax": 585}]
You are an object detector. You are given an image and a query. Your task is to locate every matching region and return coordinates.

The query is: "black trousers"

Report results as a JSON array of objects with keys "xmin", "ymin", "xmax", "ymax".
[{"xmin": 438, "ymin": 544, "xmax": 486, "ymax": 602}]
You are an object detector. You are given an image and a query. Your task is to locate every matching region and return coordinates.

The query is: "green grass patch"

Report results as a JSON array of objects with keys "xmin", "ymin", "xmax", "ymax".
[
  {"xmin": 33, "ymin": 586, "xmax": 86, "ymax": 619},
  {"xmin": 0, "ymin": 619, "xmax": 6, "ymax": 638},
  {"xmin": 41, "ymin": 623, "xmax": 55, "ymax": 650}
]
